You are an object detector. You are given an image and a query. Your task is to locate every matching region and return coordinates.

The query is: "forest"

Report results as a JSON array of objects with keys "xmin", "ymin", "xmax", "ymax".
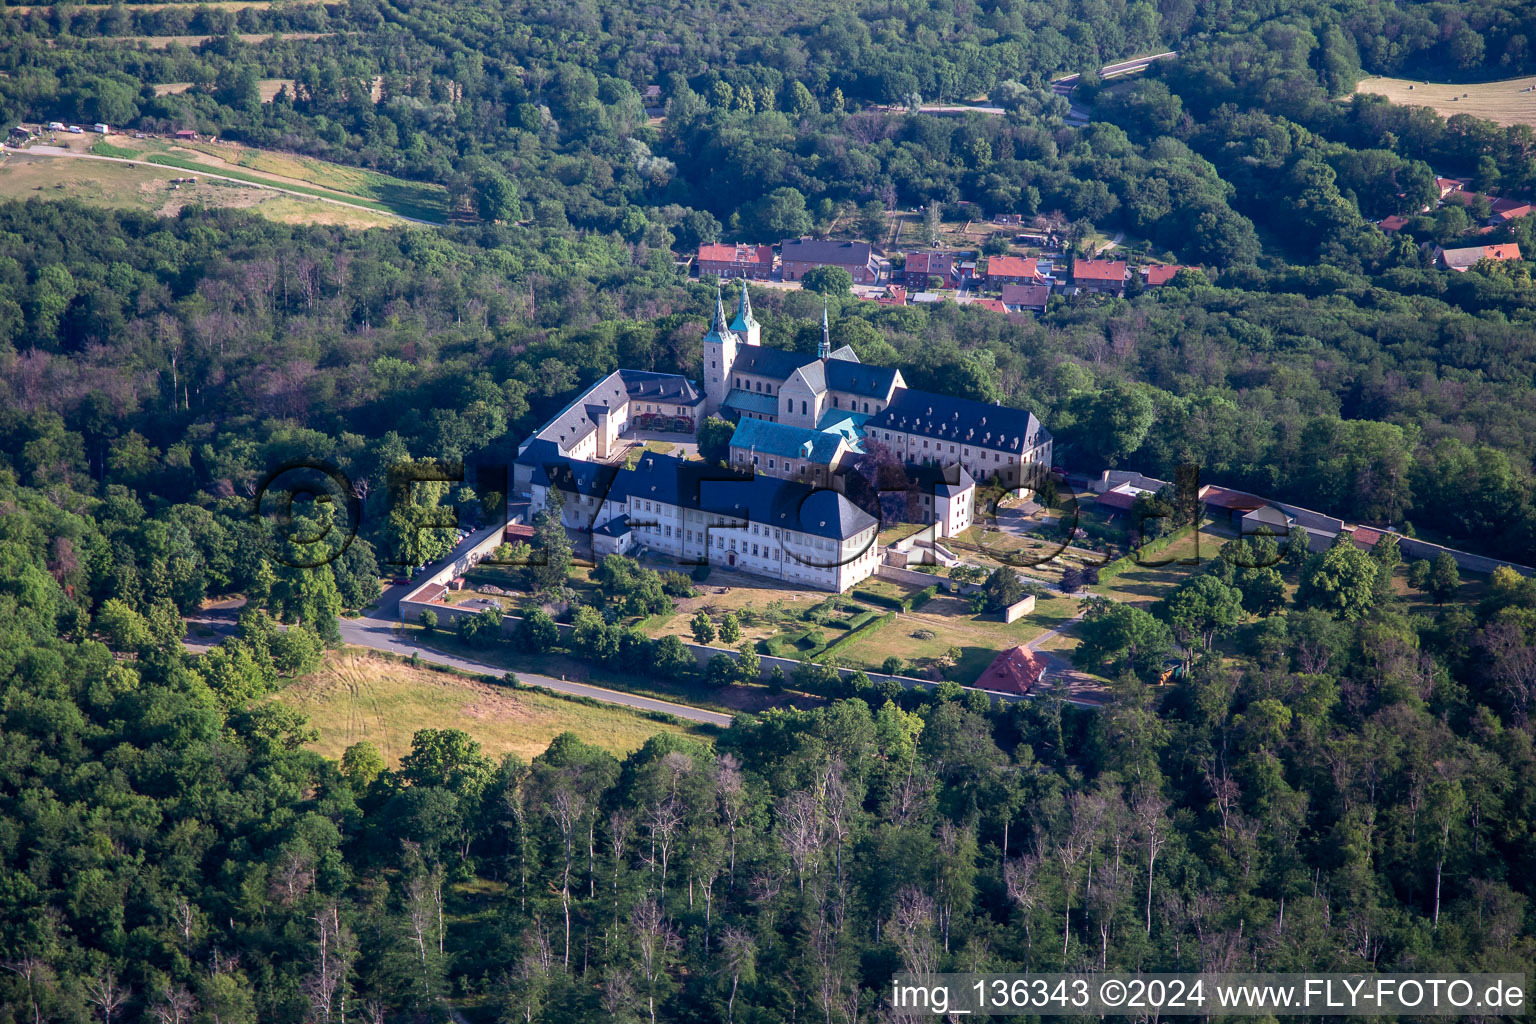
[{"xmin": 3, "ymin": 0, "xmax": 1536, "ymax": 1019}]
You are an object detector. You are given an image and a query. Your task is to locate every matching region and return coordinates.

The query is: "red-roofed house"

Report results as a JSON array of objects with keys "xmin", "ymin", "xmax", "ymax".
[
  {"xmin": 968, "ymin": 297, "xmax": 1008, "ymax": 314},
  {"xmin": 697, "ymin": 243, "xmax": 774, "ymax": 279},
  {"xmin": 1142, "ymin": 264, "xmax": 1189, "ymax": 286},
  {"xmin": 1489, "ymin": 198, "xmax": 1534, "ymax": 224},
  {"xmin": 875, "ymin": 284, "xmax": 908, "ymax": 306},
  {"xmin": 902, "ymin": 250, "xmax": 955, "ymax": 286},
  {"xmin": 1001, "ymin": 283, "xmax": 1051, "ymax": 312},
  {"xmin": 1435, "ymin": 242, "xmax": 1522, "ymax": 271},
  {"xmin": 1378, "ymin": 215, "xmax": 1411, "ymax": 233},
  {"xmin": 1435, "ymin": 177, "xmax": 1467, "ymax": 198},
  {"xmin": 975, "ymin": 645, "xmax": 1049, "ymax": 695},
  {"xmin": 985, "ymin": 254, "xmax": 1044, "ymax": 287},
  {"xmin": 1071, "ymin": 258, "xmax": 1129, "ymax": 296}
]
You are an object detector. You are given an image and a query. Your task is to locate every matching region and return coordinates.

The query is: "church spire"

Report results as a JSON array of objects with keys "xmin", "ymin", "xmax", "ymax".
[
  {"xmin": 731, "ymin": 278, "xmax": 757, "ymax": 334},
  {"xmin": 818, "ymin": 304, "xmax": 830, "ymax": 360},
  {"xmin": 704, "ymin": 283, "xmax": 737, "ymax": 345}
]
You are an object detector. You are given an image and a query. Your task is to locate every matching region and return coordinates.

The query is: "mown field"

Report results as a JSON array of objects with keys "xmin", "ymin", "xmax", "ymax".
[
  {"xmin": 1355, "ymin": 74, "xmax": 1536, "ymax": 127},
  {"xmin": 88, "ymin": 135, "xmax": 448, "ymax": 221},
  {"xmin": 0, "ymin": 150, "xmax": 400, "ymax": 228},
  {"xmin": 276, "ymin": 651, "xmax": 704, "ymax": 765}
]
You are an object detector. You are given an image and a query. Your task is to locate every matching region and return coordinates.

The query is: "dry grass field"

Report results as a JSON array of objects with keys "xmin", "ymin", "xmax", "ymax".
[
  {"xmin": 0, "ymin": 151, "xmax": 398, "ymax": 228},
  {"xmin": 10, "ymin": 0, "xmax": 321, "ymax": 9},
  {"xmin": 152, "ymin": 78, "xmax": 296, "ymax": 100},
  {"xmin": 276, "ymin": 651, "xmax": 702, "ymax": 765},
  {"xmin": 85, "ymin": 31, "xmax": 327, "ymax": 48},
  {"xmin": 1355, "ymin": 75, "xmax": 1536, "ymax": 127}
]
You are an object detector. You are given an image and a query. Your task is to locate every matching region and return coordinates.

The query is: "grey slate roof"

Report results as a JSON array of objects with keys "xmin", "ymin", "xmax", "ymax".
[
  {"xmin": 621, "ymin": 369, "xmax": 703, "ymax": 405},
  {"xmin": 619, "ymin": 453, "xmax": 874, "ymax": 540},
  {"xmin": 867, "ymin": 388, "xmax": 1050, "ymax": 453},
  {"xmin": 592, "ymin": 514, "xmax": 630, "ymax": 538},
  {"xmin": 824, "ymin": 359, "xmax": 900, "ymax": 399},
  {"xmin": 780, "ymin": 237, "xmax": 875, "ymax": 265},
  {"xmin": 722, "ymin": 389, "xmax": 780, "ymax": 416},
  {"xmin": 732, "ymin": 345, "xmax": 807, "ymax": 380}
]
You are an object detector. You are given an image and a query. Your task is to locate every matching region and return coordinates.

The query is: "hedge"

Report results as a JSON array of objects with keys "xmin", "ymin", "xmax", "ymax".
[
  {"xmin": 1096, "ymin": 523, "xmax": 1197, "ymax": 581},
  {"xmin": 908, "ymin": 585, "xmax": 940, "ymax": 610},
  {"xmin": 817, "ymin": 611, "xmax": 896, "ymax": 660}
]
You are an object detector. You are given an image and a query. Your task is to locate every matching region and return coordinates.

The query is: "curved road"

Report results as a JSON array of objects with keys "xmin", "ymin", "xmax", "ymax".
[{"xmin": 341, "ymin": 537, "xmax": 734, "ymax": 727}]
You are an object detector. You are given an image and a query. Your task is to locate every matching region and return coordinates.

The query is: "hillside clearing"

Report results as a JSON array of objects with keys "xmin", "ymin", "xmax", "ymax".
[
  {"xmin": 83, "ymin": 31, "xmax": 328, "ymax": 47},
  {"xmin": 1355, "ymin": 75, "xmax": 1536, "ymax": 127},
  {"xmin": 277, "ymin": 651, "xmax": 705, "ymax": 765},
  {"xmin": 0, "ymin": 151, "xmax": 399, "ymax": 228}
]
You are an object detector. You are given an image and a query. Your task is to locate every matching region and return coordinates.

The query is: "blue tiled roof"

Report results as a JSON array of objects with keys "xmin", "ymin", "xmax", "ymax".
[
  {"xmin": 815, "ymin": 410, "xmax": 870, "ymax": 441},
  {"xmin": 729, "ymin": 418, "xmax": 849, "ymax": 463},
  {"xmin": 867, "ymin": 388, "xmax": 1050, "ymax": 453},
  {"xmin": 722, "ymin": 388, "xmax": 781, "ymax": 416}
]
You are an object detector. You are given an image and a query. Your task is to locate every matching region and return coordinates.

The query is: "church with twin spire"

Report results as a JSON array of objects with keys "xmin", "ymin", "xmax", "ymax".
[{"xmin": 702, "ymin": 281, "xmax": 906, "ymax": 429}]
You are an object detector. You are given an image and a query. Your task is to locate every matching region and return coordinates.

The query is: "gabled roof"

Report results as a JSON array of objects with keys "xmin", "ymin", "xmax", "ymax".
[
  {"xmin": 791, "ymin": 360, "xmax": 827, "ymax": 394},
  {"xmin": 986, "ymin": 255, "xmax": 1040, "ymax": 279},
  {"xmin": 1242, "ymin": 505, "xmax": 1294, "ymax": 529},
  {"xmin": 828, "ymin": 344, "xmax": 859, "ymax": 362},
  {"xmin": 866, "ymin": 388, "xmax": 1049, "ymax": 452},
  {"xmin": 1000, "ymin": 283, "xmax": 1051, "ymax": 308},
  {"xmin": 824, "ymin": 358, "xmax": 901, "ymax": 399},
  {"xmin": 975, "ymin": 645, "xmax": 1048, "ymax": 695},
  {"xmin": 903, "ymin": 461, "xmax": 975, "ymax": 496},
  {"xmin": 1142, "ymin": 264, "xmax": 1187, "ymax": 286},
  {"xmin": 1378, "ymin": 215, "xmax": 1410, "ymax": 233},
  {"xmin": 731, "ymin": 345, "xmax": 806, "ymax": 380},
  {"xmin": 621, "ymin": 369, "xmax": 703, "ymax": 405},
  {"xmin": 1199, "ymin": 484, "xmax": 1266, "ymax": 511},
  {"xmin": 533, "ymin": 459, "xmax": 622, "ymax": 498},
  {"xmin": 592, "ymin": 514, "xmax": 631, "ymax": 538},
  {"xmin": 780, "ymin": 237, "xmax": 874, "ymax": 265},
  {"xmin": 970, "ymin": 298, "xmax": 1008, "ymax": 313},
  {"xmin": 722, "ymin": 388, "xmax": 781, "ymax": 416},
  {"xmin": 619, "ymin": 453, "xmax": 876, "ymax": 539},
  {"xmin": 904, "ymin": 251, "xmax": 953, "ymax": 274},
  {"xmin": 729, "ymin": 418, "xmax": 849, "ymax": 463},
  {"xmin": 698, "ymin": 243, "xmax": 773, "ymax": 266},
  {"xmin": 1072, "ymin": 259, "xmax": 1128, "ymax": 282},
  {"xmin": 1438, "ymin": 242, "xmax": 1522, "ymax": 269}
]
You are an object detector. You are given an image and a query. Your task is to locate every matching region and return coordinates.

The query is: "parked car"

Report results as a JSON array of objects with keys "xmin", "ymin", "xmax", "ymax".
[
  {"xmin": 67, "ymin": 125, "xmax": 83, "ymax": 134},
  {"xmin": 47, "ymin": 121, "xmax": 64, "ymax": 132}
]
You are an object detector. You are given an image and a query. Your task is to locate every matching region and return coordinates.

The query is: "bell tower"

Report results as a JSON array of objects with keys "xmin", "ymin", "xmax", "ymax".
[
  {"xmin": 730, "ymin": 279, "xmax": 761, "ymax": 347},
  {"xmin": 702, "ymin": 285, "xmax": 738, "ymax": 417}
]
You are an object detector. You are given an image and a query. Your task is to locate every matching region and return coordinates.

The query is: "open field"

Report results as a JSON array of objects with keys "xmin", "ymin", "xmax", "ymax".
[
  {"xmin": 73, "ymin": 135, "xmax": 446, "ymax": 221},
  {"xmin": 83, "ymin": 31, "xmax": 328, "ymax": 47},
  {"xmin": 276, "ymin": 651, "xmax": 704, "ymax": 765},
  {"xmin": 1355, "ymin": 75, "xmax": 1536, "ymax": 127},
  {"xmin": 153, "ymin": 78, "xmax": 295, "ymax": 100},
  {"xmin": 1087, "ymin": 522, "xmax": 1232, "ymax": 607},
  {"xmin": 832, "ymin": 589, "xmax": 1079, "ymax": 681},
  {"xmin": 0, "ymin": 151, "xmax": 399, "ymax": 228}
]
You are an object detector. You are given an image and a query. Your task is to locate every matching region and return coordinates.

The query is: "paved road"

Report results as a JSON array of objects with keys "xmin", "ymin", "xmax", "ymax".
[
  {"xmin": 342, "ymin": 532, "xmax": 735, "ymax": 727},
  {"xmin": 9, "ymin": 145, "xmax": 437, "ymax": 225}
]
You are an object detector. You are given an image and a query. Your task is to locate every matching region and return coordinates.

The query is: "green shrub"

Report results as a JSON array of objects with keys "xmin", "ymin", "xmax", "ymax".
[{"xmin": 908, "ymin": 585, "xmax": 939, "ymax": 610}]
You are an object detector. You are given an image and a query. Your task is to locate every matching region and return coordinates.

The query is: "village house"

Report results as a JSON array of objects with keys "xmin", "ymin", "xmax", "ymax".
[
  {"xmin": 1070, "ymin": 258, "xmax": 1129, "ymax": 296},
  {"xmin": 780, "ymin": 237, "xmax": 883, "ymax": 284},
  {"xmin": 1000, "ymin": 283, "xmax": 1051, "ymax": 313},
  {"xmin": 1435, "ymin": 242, "xmax": 1522, "ymax": 271},
  {"xmin": 984, "ymin": 254, "xmax": 1045, "ymax": 288},
  {"xmin": 902, "ymin": 250, "xmax": 955, "ymax": 287},
  {"xmin": 1142, "ymin": 264, "xmax": 1191, "ymax": 286},
  {"xmin": 697, "ymin": 242, "xmax": 775, "ymax": 279}
]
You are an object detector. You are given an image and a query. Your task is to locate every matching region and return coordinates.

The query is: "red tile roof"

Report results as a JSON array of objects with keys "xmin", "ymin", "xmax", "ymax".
[
  {"xmin": 905, "ymin": 251, "xmax": 950, "ymax": 274},
  {"xmin": 986, "ymin": 255, "xmax": 1040, "ymax": 280},
  {"xmin": 976, "ymin": 645, "xmax": 1048, "ymax": 695},
  {"xmin": 1096, "ymin": 489, "xmax": 1139, "ymax": 511},
  {"xmin": 970, "ymin": 298, "xmax": 1008, "ymax": 313},
  {"xmin": 1378, "ymin": 215, "xmax": 1410, "ymax": 232},
  {"xmin": 504, "ymin": 522, "xmax": 536, "ymax": 542},
  {"xmin": 1349, "ymin": 527, "xmax": 1384, "ymax": 549},
  {"xmin": 1199, "ymin": 484, "xmax": 1267, "ymax": 511},
  {"xmin": 1072, "ymin": 258, "xmax": 1127, "ymax": 282},
  {"xmin": 1143, "ymin": 264, "xmax": 1186, "ymax": 285},
  {"xmin": 697, "ymin": 243, "xmax": 773, "ymax": 267},
  {"xmin": 1485, "ymin": 243, "xmax": 1522, "ymax": 260},
  {"xmin": 876, "ymin": 285, "xmax": 908, "ymax": 305}
]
